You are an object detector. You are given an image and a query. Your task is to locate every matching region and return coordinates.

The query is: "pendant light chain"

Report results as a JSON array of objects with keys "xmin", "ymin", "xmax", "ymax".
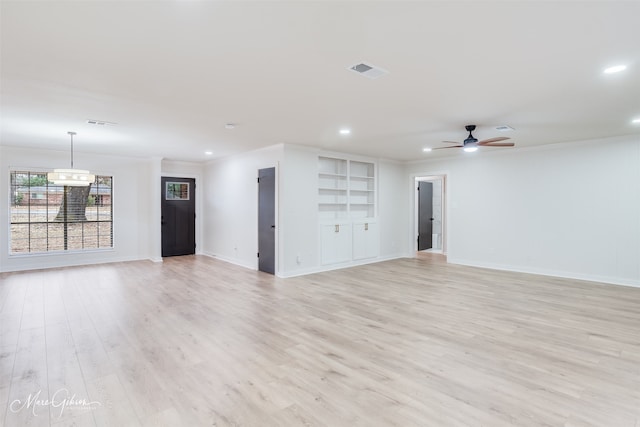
[{"xmin": 69, "ymin": 131, "xmax": 76, "ymax": 168}]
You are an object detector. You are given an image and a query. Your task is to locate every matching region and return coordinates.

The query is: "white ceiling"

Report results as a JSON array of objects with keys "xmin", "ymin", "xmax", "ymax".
[{"xmin": 2, "ymin": 1, "xmax": 639, "ymax": 163}]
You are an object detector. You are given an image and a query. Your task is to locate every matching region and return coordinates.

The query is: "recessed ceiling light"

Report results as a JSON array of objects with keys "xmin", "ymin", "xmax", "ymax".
[
  {"xmin": 205, "ymin": 151, "xmax": 213, "ymax": 155},
  {"xmin": 632, "ymin": 118, "xmax": 640, "ymax": 124},
  {"xmin": 224, "ymin": 123, "xmax": 236, "ymax": 130},
  {"xmin": 339, "ymin": 129, "xmax": 351, "ymax": 135},
  {"xmin": 422, "ymin": 147, "xmax": 432, "ymax": 152},
  {"xmin": 604, "ymin": 65, "xmax": 627, "ymax": 74}
]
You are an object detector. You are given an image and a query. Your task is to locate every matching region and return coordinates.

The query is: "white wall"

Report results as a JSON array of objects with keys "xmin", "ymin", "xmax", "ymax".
[
  {"xmin": 202, "ymin": 144, "xmax": 283, "ymax": 270},
  {"xmin": 406, "ymin": 135, "xmax": 640, "ymax": 287},
  {"xmin": 12, "ymin": 134, "xmax": 633, "ymax": 288},
  {"xmin": 1, "ymin": 142, "xmax": 409, "ymax": 276},
  {"xmin": 279, "ymin": 145, "xmax": 320, "ymax": 274},
  {"xmin": 0, "ymin": 146, "xmax": 155, "ymax": 272},
  {"xmin": 378, "ymin": 160, "xmax": 411, "ymax": 259},
  {"xmin": 202, "ymin": 144, "xmax": 410, "ymax": 277}
]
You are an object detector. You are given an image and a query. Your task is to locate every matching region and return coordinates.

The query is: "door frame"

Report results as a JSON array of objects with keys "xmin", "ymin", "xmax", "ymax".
[
  {"xmin": 417, "ymin": 181, "xmax": 434, "ymax": 251},
  {"xmin": 161, "ymin": 171, "xmax": 203, "ymax": 256},
  {"xmin": 256, "ymin": 165, "xmax": 279, "ymax": 275},
  {"xmin": 411, "ymin": 172, "xmax": 447, "ymax": 255}
]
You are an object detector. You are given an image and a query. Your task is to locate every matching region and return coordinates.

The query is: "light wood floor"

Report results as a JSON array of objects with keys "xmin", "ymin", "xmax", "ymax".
[{"xmin": 1, "ymin": 255, "xmax": 640, "ymax": 427}]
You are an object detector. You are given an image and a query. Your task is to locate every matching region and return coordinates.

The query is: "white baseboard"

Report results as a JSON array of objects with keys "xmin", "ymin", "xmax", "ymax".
[
  {"xmin": 447, "ymin": 257, "xmax": 640, "ymax": 289},
  {"xmin": 201, "ymin": 251, "xmax": 257, "ymax": 271},
  {"xmin": 0, "ymin": 255, "xmax": 149, "ymax": 273},
  {"xmin": 277, "ymin": 253, "xmax": 407, "ymax": 278},
  {"xmin": 199, "ymin": 252, "xmax": 407, "ymax": 278}
]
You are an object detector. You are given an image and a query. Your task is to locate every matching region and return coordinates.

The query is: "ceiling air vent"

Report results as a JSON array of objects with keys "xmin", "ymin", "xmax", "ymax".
[
  {"xmin": 348, "ymin": 62, "xmax": 388, "ymax": 79},
  {"xmin": 87, "ymin": 119, "xmax": 117, "ymax": 126},
  {"xmin": 495, "ymin": 125, "xmax": 514, "ymax": 132}
]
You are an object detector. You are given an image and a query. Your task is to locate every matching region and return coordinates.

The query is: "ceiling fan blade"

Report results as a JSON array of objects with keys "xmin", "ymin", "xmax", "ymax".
[
  {"xmin": 433, "ymin": 145, "xmax": 463, "ymax": 150},
  {"xmin": 441, "ymin": 141, "xmax": 461, "ymax": 144},
  {"xmin": 478, "ymin": 137, "xmax": 510, "ymax": 145},
  {"xmin": 481, "ymin": 142, "xmax": 515, "ymax": 147}
]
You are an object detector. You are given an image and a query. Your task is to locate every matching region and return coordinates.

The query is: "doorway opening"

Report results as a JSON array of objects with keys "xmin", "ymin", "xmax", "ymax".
[
  {"xmin": 258, "ymin": 167, "xmax": 276, "ymax": 274},
  {"xmin": 161, "ymin": 177, "xmax": 196, "ymax": 257},
  {"xmin": 415, "ymin": 175, "xmax": 445, "ymax": 254}
]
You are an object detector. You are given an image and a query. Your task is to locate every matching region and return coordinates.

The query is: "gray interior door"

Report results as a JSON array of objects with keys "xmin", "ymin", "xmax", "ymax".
[
  {"xmin": 161, "ymin": 177, "xmax": 196, "ymax": 257},
  {"xmin": 418, "ymin": 181, "xmax": 433, "ymax": 251},
  {"xmin": 258, "ymin": 167, "xmax": 276, "ymax": 274}
]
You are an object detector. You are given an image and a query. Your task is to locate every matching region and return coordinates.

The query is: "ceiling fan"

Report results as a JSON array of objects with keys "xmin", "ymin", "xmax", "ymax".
[{"xmin": 435, "ymin": 125, "xmax": 514, "ymax": 152}]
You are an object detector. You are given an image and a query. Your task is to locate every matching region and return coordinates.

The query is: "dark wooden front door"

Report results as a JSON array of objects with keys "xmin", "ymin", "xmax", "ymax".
[
  {"xmin": 161, "ymin": 177, "xmax": 196, "ymax": 257},
  {"xmin": 258, "ymin": 167, "xmax": 276, "ymax": 274},
  {"xmin": 418, "ymin": 181, "xmax": 433, "ymax": 251}
]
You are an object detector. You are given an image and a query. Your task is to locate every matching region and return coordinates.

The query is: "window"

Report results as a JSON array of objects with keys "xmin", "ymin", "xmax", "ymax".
[
  {"xmin": 10, "ymin": 171, "xmax": 113, "ymax": 254},
  {"xmin": 165, "ymin": 182, "xmax": 189, "ymax": 200}
]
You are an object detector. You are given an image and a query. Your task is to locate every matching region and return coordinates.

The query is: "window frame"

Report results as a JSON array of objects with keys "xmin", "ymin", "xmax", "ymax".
[{"xmin": 8, "ymin": 169, "xmax": 114, "ymax": 255}]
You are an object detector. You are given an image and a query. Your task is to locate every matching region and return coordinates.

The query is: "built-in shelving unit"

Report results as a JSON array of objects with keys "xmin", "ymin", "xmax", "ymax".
[
  {"xmin": 349, "ymin": 160, "xmax": 375, "ymax": 218},
  {"xmin": 318, "ymin": 157, "xmax": 376, "ymax": 219},
  {"xmin": 318, "ymin": 156, "xmax": 378, "ymax": 265},
  {"xmin": 318, "ymin": 157, "xmax": 348, "ymax": 220}
]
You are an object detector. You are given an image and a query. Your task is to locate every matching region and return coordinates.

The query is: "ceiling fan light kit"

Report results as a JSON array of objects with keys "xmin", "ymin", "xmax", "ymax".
[
  {"xmin": 434, "ymin": 124, "xmax": 515, "ymax": 152},
  {"xmin": 463, "ymin": 143, "xmax": 478, "ymax": 153}
]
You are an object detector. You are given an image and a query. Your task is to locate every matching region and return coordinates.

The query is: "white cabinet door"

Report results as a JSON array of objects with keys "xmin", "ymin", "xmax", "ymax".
[
  {"xmin": 352, "ymin": 220, "xmax": 379, "ymax": 260},
  {"xmin": 320, "ymin": 222, "xmax": 352, "ymax": 265}
]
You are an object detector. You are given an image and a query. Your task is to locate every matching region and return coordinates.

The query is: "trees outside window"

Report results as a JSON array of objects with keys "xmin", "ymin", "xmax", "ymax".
[{"xmin": 10, "ymin": 171, "xmax": 113, "ymax": 253}]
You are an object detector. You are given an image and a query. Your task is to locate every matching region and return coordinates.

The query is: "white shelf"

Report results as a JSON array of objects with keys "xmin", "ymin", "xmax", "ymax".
[
  {"xmin": 319, "ymin": 173, "xmax": 347, "ymax": 178},
  {"xmin": 349, "ymin": 161, "xmax": 374, "ymax": 180},
  {"xmin": 318, "ymin": 157, "xmax": 347, "ymax": 176},
  {"xmin": 352, "ymin": 161, "xmax": 375, "ymax": 217},
  {"xmin": 318, "ymin": 156, "xmax": 375, "ymax": 219}
]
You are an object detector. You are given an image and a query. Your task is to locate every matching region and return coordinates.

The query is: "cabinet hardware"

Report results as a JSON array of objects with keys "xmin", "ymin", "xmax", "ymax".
[{"xmin": 335, "ymin": 224, "xmax": 340, "ymax": 233}]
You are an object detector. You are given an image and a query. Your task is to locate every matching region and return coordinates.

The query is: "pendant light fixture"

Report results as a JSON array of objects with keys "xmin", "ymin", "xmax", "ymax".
[{"xmin": 48, "ymin": 132, "xmax": 95, "ymax": 186}]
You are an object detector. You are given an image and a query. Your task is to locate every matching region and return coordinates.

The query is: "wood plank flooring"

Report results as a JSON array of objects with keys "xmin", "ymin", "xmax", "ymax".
[{"xmin": 1, "ymin": 255, "xmax": 640, "ymax": 426}]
